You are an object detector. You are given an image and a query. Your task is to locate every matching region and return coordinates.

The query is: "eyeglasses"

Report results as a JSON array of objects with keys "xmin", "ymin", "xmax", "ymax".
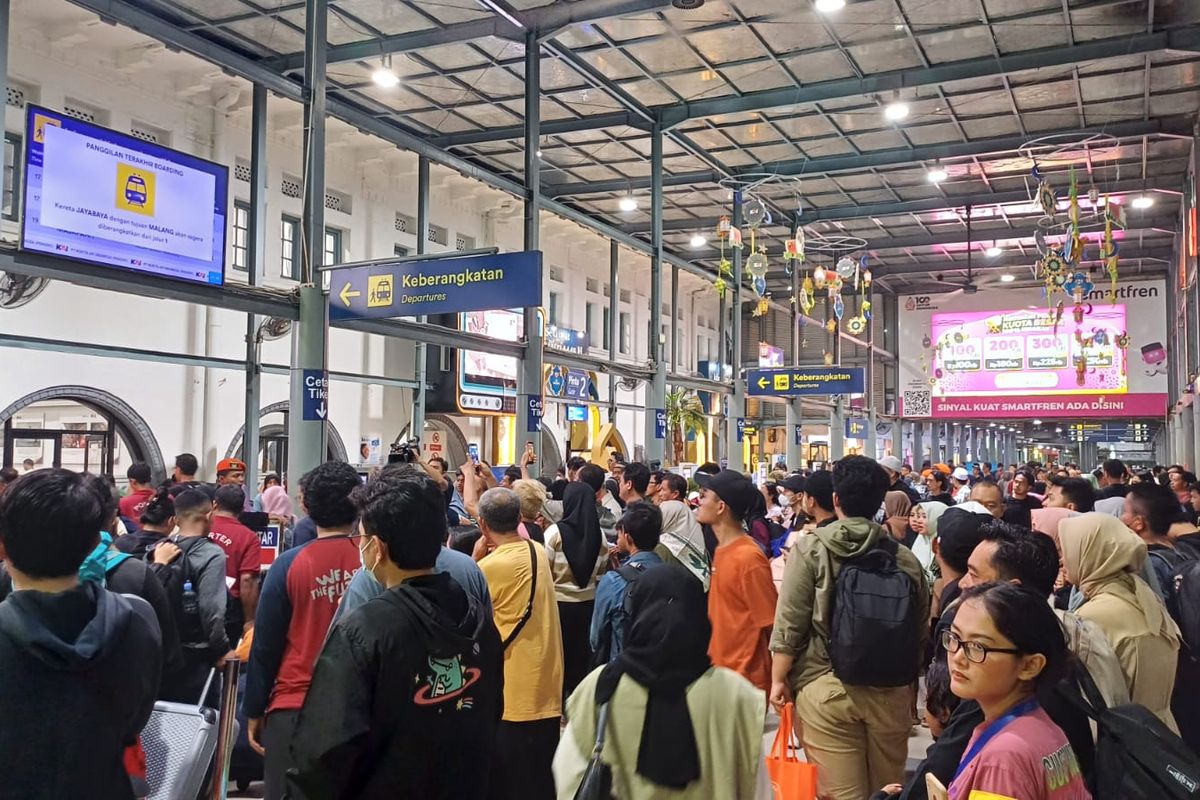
[{"xmin": 941, "ymin": 630, "xmax": 1022, "ymax": 664}]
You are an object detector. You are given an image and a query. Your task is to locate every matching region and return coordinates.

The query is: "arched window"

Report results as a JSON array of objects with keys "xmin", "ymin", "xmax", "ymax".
[
  {"xmin": 0, "ymin": 386, "xmax": 165, "ymax": 485},
  {"xmin": 225, "ymin": 402, "xmax": 348, "ymax": 479}
]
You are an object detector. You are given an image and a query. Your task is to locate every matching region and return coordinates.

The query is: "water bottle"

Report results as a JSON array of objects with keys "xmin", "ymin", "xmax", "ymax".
[{"xmin": 181, "ymin": 580, "xmax": 199, "ymax": 617}]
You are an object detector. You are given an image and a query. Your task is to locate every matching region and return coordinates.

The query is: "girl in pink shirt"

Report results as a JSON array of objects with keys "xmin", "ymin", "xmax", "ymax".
[{"xmin": 944, "ymin": 582, "xmax": 1091, "ymax": 800}]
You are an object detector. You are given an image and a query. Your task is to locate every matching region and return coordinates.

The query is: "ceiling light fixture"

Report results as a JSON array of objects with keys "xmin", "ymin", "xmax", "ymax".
[
  {"xmin": 1132, "ymin": 195, "xmax": 1155, "ymax": 210},
  {"xmin": 372, "ymin": 55, "xmax": 400, "ymax": 89},
  {"xmin": 884, "ymin": 92, "xmax": 909, "ymax": 122},
  {"xmin": 814, "ymin": 0, "xmax": 845, "ymax": 11},
  {"xmin": 690, "ymin": 234, "xmax": 707, "ymax": 248},
  {"xmin": 619, "ymin": 195, "xmax": 638, "ymax": 212},
  {"xmin": 927, "ymin": 163, "xmax": 948, "ymax": 184},
  {"xmin": 1000, "ymin": 273, "xmax": 1015, "ymax": 283},
  {"xmin": 985, "ymin": 246, "xmax": 1002, "ymax": 258}
]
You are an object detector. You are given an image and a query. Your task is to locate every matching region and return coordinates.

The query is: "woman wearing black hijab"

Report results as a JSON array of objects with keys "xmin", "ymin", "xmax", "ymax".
[
  {"xmin": 543, "ymin": 481, "xmax": 609, "ymax": 699},
  {"xmin": 553, "ymin": 565, "xmax": 766, "ymax": 798}
]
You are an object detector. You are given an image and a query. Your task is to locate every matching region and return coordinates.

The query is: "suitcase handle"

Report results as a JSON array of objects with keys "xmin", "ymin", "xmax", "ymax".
[{"xmin": 198, "ymin": 668, "xmax": 217, "ymax": 709}]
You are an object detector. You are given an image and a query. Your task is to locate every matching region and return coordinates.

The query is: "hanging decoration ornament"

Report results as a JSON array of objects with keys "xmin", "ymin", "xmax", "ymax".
[
  {"xmin": 1032, "ymin": 165, "xmax": 1057, "ymax": 220},
  {"xmin": 753, "ymin": 295, "xmax": 770, "ymax": 317},
  {"xmin": 812, "ymin": 264, "xmax": 828, "ymax": 289},
  {"xmin": 835, "ymin": 256, "xmax": 857, "ymax": 281},
  {"xmin": 861, "ymin": 299, "xmax": 872, "ymax": 320},
  {"xmin": 845, "ymin": 315, "xmax": 867, "ymax": 335},
  {"xmin": 747, "ymin": 246, "xmax": 770, "ymax": 298},
  {"xmin": 823, "ymin": 352, "xmax": 834, "ymax": 366},
  {"xmin": 1039, "ymin": 247, "xmax": 1069, "ymax": 296},
  {"xmin": 1114, "ymin": 331, "xmax": 1130, "ymax": 351},
  {"xmin": 798, "ymin": 275, "xmax": 816, "ymax": 315},
  {"xmin": 1051, "ymin": 299, "xmax": 1065, "ymax": 335},
  {"xmin": 1063, "ymin": 271, "xmax": 1094, "ymax": 307},
  {"xmin": 714, "ymin": 214, "xmax": 743, "ymax": 299},
  {"xmin": 742, "ymin": 197, "xmax": 768, "ymax": 229},
  {"xmin": 825, "ymin": 319, "xmax": 837, "ymax": 334},
  {"xmin": 1064, "ymin": 166, "xmax": 1084, "ymax": 264},
  {"xmin": 1099, "ymin": 199, "xmax": 1124, "ymax": 302},
  {"xmin": 832, "ymin": 294, "xmax": 845, "ymax": 321},
  {"xmin": 784, "ymin": 226, "xmax": 806, "ymax": 267}
]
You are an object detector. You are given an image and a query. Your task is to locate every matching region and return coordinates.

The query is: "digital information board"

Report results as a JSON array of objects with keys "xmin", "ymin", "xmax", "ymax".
[{"xmin": 20, "ymin": 105, "xmax": 229, "ymax": 286}]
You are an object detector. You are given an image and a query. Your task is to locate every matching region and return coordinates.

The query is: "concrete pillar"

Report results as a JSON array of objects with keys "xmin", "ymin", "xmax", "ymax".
[
  {"xmin": 287, "ymin": 0, "xmax": 329, "ymax": 492},
  {"xmin": 786, "ymin": 400, "xmax": 804, "ymax": 470},
  {"xmin": 517, "ymin": 30, "xmax": 545, "ymax": 461}
]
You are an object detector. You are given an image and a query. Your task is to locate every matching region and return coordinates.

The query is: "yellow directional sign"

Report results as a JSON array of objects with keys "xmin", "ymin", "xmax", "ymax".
[
  {"xmin": 773, "ymin": 373, "xmax": 790, "ymax": 391},
  {"xmin": 339, "ymin": 282, "xmax": 361, "ymax": 307},
  {"xmin": 367, "ymin": 275, "xmax": 393, "ymax": 308},
  {"xmin": 757, "ymin": 375, "xmax": 769, "ymax": 389}
]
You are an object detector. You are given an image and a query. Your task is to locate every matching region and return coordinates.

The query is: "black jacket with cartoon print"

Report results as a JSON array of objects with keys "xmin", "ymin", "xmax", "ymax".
[{"xmin": 288, "ymin": 571, "xmax": 504, "ymax": 799}]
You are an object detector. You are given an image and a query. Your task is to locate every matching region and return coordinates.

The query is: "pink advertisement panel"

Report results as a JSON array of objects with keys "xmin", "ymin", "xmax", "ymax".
[
  {"xmin": 931, "ymin": 305, "xmax": 1128, "ymax": 397},
  {"xmin": 931, "ymin": 393, "xmax": 1169, "ymax": 420}
]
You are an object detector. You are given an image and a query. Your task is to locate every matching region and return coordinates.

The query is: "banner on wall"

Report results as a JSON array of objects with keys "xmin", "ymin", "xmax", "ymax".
[{"xmin": 897, "ymin": 280, "xmax": 1168, "ymax": 419}]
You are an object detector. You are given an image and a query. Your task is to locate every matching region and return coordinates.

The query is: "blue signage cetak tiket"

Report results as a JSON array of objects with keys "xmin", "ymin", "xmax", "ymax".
[
  {"xmin": 746, "ymin": 366, "xmax": 866, "ymax": 397},
  {"xmin": 736, "ymin": 417, "xmax": 746, "ymax": 443},
  {"xmin": 655, "ymin": 409, "xmax": 667, "ymax": 440},
  {"xmin": 301, "ymin": 369, "xmax": 328, "ymax": 421},
  {"xmin": 329, "ymin": 250, "xmax": 543, "ymax": 319},
  {"xmin": 526, "ymin": 396, "xmax": 544, "ymax": 433},
  {"xmin": 794, "ymin": 424, "xmax": 803, "ymax": 447},
  {"xmin": 845, "ymin": 418, "xmax": 868, "ymax": 438}
]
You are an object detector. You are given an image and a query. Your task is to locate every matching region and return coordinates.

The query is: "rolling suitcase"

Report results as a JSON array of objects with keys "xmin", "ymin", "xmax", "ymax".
[{"xmin": 142, "ymin": 670, "xmax": 220, "ymax": 800}]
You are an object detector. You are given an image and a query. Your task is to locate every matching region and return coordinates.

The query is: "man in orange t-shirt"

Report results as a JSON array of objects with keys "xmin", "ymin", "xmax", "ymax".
[{"xmin": 696, "ymin": 470, "xmax": 778, "ymax": 691}]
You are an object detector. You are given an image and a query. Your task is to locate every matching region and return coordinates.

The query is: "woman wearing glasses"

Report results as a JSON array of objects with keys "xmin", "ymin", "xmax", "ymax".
[{"xmin": 942, "ymin": 582, "xmax": 1091, "ymax": 799}]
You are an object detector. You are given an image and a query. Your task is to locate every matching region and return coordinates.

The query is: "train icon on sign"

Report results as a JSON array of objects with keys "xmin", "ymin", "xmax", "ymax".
[
  {"xmin": 367, "ymin": 275, "xmax": 394, "ymax": 308},
  {"xmin": 124, "ymin": 174, "xmax": 148, "ymax": 207}
]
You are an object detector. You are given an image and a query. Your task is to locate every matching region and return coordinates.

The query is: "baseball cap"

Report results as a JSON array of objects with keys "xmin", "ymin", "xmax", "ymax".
[
  {"xmin": 216, "ymin": 457, "xmax": 247, "ymax": 475},
  {"xmin": 696, "ymin": 470, "xmax": 756, "ymax": 520},
  {"xmin": 952, "ymin": 467, "xmax": 970, "ymax": 481},
  {"xmin": 780, "ymin": 474, "xmax": 807, "ymax": 493},
  {"xmin": 878, "ymin": 455, "xmax": 903, "ymax": 473},
  {"xmin": 937, "ymin": 506, "xmax": 993, "ymax": 573}
]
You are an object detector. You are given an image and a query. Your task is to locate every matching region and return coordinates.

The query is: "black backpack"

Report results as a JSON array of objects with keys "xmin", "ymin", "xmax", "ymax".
[
  {"xmin": 1154, "ymin": 548, "xmax": 1200, "ymax": 658},
  {"xmin": 1059, "ymin": 664, "xmax": 1200, "ymax": 799},
  {"xmin": 151, "ymin": 537, "xmax": 208, "ymax": 648},
  {"xmin": 828, "ymin": 536, "xmax": 919, "ymax": 687},
  {"xmin": 591, "ymin": 562, "xmax": 648, "ymax": 668}
]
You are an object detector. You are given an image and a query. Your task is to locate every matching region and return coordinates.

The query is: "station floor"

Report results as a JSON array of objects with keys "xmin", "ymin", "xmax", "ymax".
[{"xmin": 226, "ymin": 714, "xmax": 935, "ymax": 797}]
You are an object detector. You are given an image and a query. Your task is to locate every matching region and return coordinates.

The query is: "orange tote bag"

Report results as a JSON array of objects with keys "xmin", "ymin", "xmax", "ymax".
[{"xmin": 766, "ymin": 703, "xmax": 818, "ymax": 800}]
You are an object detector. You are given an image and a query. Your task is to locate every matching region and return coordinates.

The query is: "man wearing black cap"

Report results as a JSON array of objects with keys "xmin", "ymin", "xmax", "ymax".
[
  {"xmin": 696, "ymin": 470, "xmax": 778, "ymax": 693},
  {"xmin": 931, "ymin": 504, "xmax": 993, "ymax": 620},
  {"xmin": 801, "ymin": 471, "xmax": 837, "ymax": 530},
  {"xmin": 778, "ymin": 473, "xmax": 807, "ymax": 532}
]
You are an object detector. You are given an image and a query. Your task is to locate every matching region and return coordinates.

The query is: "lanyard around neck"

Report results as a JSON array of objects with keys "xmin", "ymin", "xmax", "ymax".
[{"xmin": 953, "ymin": 697, "xmax": 1039, "ymax": 782}]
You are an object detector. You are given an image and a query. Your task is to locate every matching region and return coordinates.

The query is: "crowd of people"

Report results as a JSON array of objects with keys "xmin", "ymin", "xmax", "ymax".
[{"xmin": 0, "ymin": 446, "xmax": 1198, "ymax": 800}]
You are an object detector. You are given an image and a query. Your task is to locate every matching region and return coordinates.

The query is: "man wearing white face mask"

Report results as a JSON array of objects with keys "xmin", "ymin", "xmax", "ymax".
[
  {"xmin": 778, "ymin": 473, "xmax": 807, "ymax": 533},
  {"xmin": 244, "ymin": 461, "xmax": 363, "ymax": 800}
]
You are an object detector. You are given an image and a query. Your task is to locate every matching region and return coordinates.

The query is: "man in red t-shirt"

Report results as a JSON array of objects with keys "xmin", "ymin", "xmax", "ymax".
[
  {"xmin": 244, "ymin": 461, "xmax": 362, "ymax": 800},
  {"xmin": 208, "ymin": 484, "xmax": 262, "ymax": 648},
  {"xmin": 119, "ymin": 463, "xmax": 156, "ymax": 523}
]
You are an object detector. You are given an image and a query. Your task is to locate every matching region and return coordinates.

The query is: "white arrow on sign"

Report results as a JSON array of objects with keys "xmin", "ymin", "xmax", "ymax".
[{"xmin": 316, "ymin": 402, "xmax": 328, "ymax": 420}]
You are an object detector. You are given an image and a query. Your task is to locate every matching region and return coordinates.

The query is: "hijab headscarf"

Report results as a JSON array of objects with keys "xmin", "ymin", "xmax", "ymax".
[
  {"xmin": 919, "ymin": 501, "xmax": 949, "ymax": 539},
  {"xmin": 557, "ymin": 482, "xmax": 604, "ymax": 589},
  {"xmin": 883, "ymin": 490, "xmax": 912, "ymax": 542},
  {"xmin": 261, "ymin": 485, "xmax": 294, "ymax": 522},
  {"xmin": 911, "ymin": 500, "xmax": 948, "ymax": 577},
  {"xmin": 658, "ymin": 500, "xmax": 711, "ymax": 590},
  {"xmin": 1030, "ymin": 507, "xmax": 1077, "ymax": 546},
  {"xmin": 1059, "ymin": 512, "xmax": 1174, "ymax": 638},
  {"xmin": 595, "ymin": 564, "xmax": 711, "ymax": 789}
]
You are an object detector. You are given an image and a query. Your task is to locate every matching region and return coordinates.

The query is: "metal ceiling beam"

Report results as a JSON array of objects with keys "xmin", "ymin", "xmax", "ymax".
[
  {"xmin": 269, "ymin": 17, "xmax": 517, "ymax": 72},
  {"xmin": 65, "ymin": 0, "xmax": 724, "ymax": 282},
  {"xmin": 269, "ymin": 0, "xmax": 672, "ymax": 71},
  {"xmin": 660, "ymin": 26, "xmax": 1200, "ymax": 126},
  {"xmin": 872, "ymin": 248, "xmax": 1174, "ymax": 277},
  {"xmin": 623, "ymin": 180, "xmax": 1168, "ymax": 233},
  {"xmin": 435, "ymin": 112, "xmax": 651, "ymax": 147},
  {"xmin": 434, "ymin": 26, "xmax": 1200, "ymax": 144},
  {"xmin": 545, "ymin": 117, "xmax": 1192, "ymax": 197}
]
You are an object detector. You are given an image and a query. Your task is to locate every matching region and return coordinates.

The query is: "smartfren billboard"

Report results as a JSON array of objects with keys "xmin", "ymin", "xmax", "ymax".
[{"xmin": 897, "ymin": 280, "xmax": 1167, "ymax": 419}]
